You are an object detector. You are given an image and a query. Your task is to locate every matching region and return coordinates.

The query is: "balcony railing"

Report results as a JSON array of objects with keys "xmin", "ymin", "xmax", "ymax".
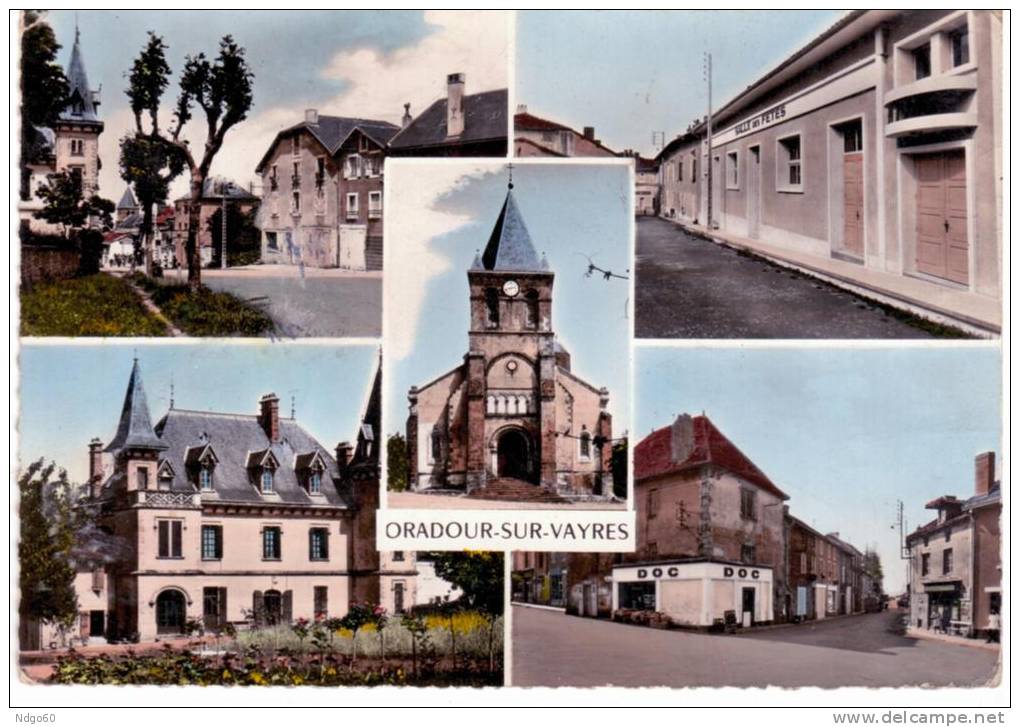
[{"xmin": 130, "ymin": 490, "xmax": 202, "ymax": 509}]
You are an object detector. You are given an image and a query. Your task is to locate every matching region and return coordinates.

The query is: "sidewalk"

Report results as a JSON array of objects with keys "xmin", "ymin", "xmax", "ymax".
[
  {"xmin": 906, "ymin": 626, "xmax": 1001, "ymax": 652},
  {"xmin": 670, "ymin": 218, "xmax": 1001, "ymax": 336},
  {"xmin": 164, "ymin": 264, "xmax": 383, "ymax": 280}
]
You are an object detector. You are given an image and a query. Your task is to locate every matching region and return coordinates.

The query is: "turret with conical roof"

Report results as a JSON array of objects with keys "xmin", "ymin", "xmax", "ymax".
[
  {"xmin": 60, "ymin": 24, "xmax": 101, "ymax": 124},
  {"xmin": 106, "ymin": 359, "xmax": 168, "ymax": 453},
  {"xmin": 51, "ymin": 22, "xmax": 104, "ymax": 199}
]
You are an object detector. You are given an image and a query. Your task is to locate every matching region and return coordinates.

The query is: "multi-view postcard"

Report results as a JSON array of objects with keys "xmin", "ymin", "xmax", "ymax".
[{"xmin": 10, "ymin": 7, "xmax": 1007, "ymax": 718}]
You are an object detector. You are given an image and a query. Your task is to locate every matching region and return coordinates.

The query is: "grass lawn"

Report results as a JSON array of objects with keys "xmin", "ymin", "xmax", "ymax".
[
  {"xmin": 20, "ymin": 274, "xmax": 168, "ymax": 337},
  {"xmin": 132, "ymin": 274, "xmax": 274, "ymax": 337}
]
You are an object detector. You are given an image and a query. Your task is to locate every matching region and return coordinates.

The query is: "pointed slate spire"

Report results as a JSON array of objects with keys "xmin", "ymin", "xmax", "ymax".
[
  {"xmin": 105, "ymin": 360, "xmax": 168, "ymax": 452},
  {"xmin": 117, "ymin": 187, "xmax": 138, "ymax": 211},
  {"xmin": 61, "ymin": 25, "xmax": 99, "ymax": 123},
  {"xmin": 480, "ymin": 188, "xmax": 543, "ymax": 272}
]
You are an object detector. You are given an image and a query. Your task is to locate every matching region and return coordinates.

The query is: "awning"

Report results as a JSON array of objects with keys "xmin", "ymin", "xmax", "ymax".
[{"xmin": 924, "ymin": 581, "xmax": 962, "ymax": 594}]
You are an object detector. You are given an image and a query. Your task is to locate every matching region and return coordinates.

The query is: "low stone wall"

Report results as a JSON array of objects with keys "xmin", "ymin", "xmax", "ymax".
[{"xmin": 21, "ymin": 245, "xmax": 80, "ymax": 288}]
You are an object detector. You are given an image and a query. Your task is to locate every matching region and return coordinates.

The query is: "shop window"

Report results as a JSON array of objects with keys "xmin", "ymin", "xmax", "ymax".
[
  {"xmin": 726, "ymin": 150, "xmax": 739, "ymax": 189},
  {"xmin": 777, "ymin": 135, "xmax": 802, "ymax": 190},
  {"xmin": 619, "ymin": 582, "xmax": 656, "ymax": 611},
  {"xmin": 921, "ymin": 552, "xmax": 930, "ymax": 576},
  {"xmin": 262, "ymin": 526, "xmax": 282, "ymax": 560},
  {"xmin": 913, "ymin": 43, "xmax": 932, "ymax": 80},
  {"xmin": 950, "ymin": 29, "xmax": 969, "ymax": 67},
  {"xmin": 942, "ymin": 548, "xmax": 953, "ymax": 575},
  {"xmin": 309, "ymin": 527, "xmax": 329, "ymax": 561},
  {"xmin": 740, "ymin": 489, "xmax": 757, "ymax": 521},
  {"xmin": 157, "ymin": 519, "xmax": 183, "ymax": 559},
  {"xmin": 201, "ymin": 525, "xmax": 222, "ymax": 560}
]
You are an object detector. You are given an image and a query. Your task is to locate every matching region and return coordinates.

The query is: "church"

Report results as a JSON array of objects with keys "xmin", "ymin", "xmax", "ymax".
[{"xmin": 406, "ymin": 183, "xmax": 614, "ymax": 502}]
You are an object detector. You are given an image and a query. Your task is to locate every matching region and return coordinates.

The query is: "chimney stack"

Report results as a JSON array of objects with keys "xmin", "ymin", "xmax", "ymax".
[
  {"xmin": 583, "ymin": 126, "xmax": 595, "ymax": 140},
  {"xmin": 401, "ymin": 102, "xmax": 412, "ymax": 129},
  {"xmin": 975, "ymin": 451, "xmax": 995, "ymax": 495},
  {"xmin": 259, "ymin": 393, "xmax": 280, "ymax": 442},
  {"xmin": 670, "ymin": 413, "xmax": 695, "ymax": 464},
  {"xmin": 335, "ymin": 441, "xmax": 353, "ymax": 474},
  {"xmin": 305, "ymin": 108, "xmax": 319, "ymax": 125},
  {"xmin": 89, "ymin": 438, "xmax": 104, "ymax": 498},
  {"xmin": 446, "ymin": 72, "xmax": 466, "ymax": 138}
]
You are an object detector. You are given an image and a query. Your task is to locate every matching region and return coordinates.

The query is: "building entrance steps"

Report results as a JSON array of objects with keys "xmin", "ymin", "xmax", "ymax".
[
  {"xmin": 466, "ymin": 477, "xmax": 569, "ymax": 503},
  {"xmin": 669, "ymin": 218, "xmax": 1001, "ymax": 336}
]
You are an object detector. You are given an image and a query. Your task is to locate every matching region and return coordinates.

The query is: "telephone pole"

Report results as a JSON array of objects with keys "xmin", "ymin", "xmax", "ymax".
[{"xmin": 704, "ymin": 51, "xmax": 714, "ymax": 229}]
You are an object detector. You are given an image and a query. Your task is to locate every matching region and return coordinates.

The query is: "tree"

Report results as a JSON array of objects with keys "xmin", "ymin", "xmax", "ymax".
[
  {"xmin": 19, "ymin": 11, "xmax": 69, "ymax": 200},
  {"xmin": 387, "ymin": 433, "xmax": 409, "ymax": 492},
  {"xmin": 18, "ymin": 461, "xmax": 79, "ymax": 643},
  {"xmin": 424, "ymin": 551, "xmax": 504, "ymax": 616},
  {"xmin": 124, "ymin": 33, "xmax": 254, "ymax": 289},
  {"xmin": 34, "ymin": 170, "xmax": 114, "ymax": 235},
  {"xmin": 120, "ymin": 33, "xmax": 186, "ymax": 275},
  {"xmin": 611, "ymin": 438, "xmax": 628, "ymax": 499},
  {"xmin": 207, "ymin": 203, "xmax": 260, "ymax": 268},
  {"xmin": 864, "ymin": 549, "xmax": 885, "ymax": 598}
]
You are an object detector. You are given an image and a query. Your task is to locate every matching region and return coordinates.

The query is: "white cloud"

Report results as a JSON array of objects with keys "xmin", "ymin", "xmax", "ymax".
[
  {"xmin": 384, "ymin": 163, "xmax": 493, "ymax": 361},
  {"xmin": 98, "ymin": 10, "xmax": 509, "ymax": 204}
]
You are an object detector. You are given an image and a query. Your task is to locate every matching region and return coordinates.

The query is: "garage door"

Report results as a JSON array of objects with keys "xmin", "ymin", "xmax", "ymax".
[{"xmin": 915, "ymin": 150, "xmax": 968, "ymax": 285}]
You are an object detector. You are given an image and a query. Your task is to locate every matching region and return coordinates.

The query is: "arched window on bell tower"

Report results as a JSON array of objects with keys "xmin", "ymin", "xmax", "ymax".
[{"xmin": 485, "ymin": 288, "xmax": 500, "ymax": 328}]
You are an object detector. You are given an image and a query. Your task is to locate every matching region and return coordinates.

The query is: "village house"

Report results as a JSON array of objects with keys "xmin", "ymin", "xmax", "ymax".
[
  {"xmin": 19, "ymin": 25, "xmax": 104, "ymax": 234},
  {"xmin": 172, "ymin": 177, "xmax": 260, "ymax": 269},
  {"xmin": 405, "ymin": 185, "xmax": 614, "ymax": 502},
  {"xmin": 787, "ymin": 516, "xmax": 839, "ymax": 621},
  {"xmin": 827, "ymin": 532, "xmax": 865, "ymax": 615},
  {"xmin": 254, "ymin": 111, "xmax": 400, "ymax": 270},
  {"xmin": 656, "ymin": 10, "xmax": 1003, "ymax": 335},
  {"xmin": 388, "ymin": 73, "xmax": 508, "ymax": 157},
  {"xmin": 511, "ymin": 552, "xmax": 569, "ymax": 607},
  {"xmin": 906, "ymin": 451, "xmax": 1001, "ymax": 639},
  {"xmin": 621, "ymin": 151, "xmax": 660, "ymax": 216},
  {"xmin": 19, "ymin": 358, "xmax": 417, "ymax": 648},
  {"xmin": 513, "ymin": 107, "xmax": 617, "ymax": 158}
]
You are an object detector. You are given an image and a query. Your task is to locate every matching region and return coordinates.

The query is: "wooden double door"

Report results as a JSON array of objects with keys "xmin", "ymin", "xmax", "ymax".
[{"xmin": 915, "ymin": 150, "xmax": 969, "ymax": 285}]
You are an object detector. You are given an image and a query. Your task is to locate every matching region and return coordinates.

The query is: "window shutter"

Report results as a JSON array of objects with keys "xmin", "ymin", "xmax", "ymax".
[
  {"xmin": 218, "ymin": 587, "xmax": 228, "ymax": 627},
  {"xmin": 172, "ymin": 520, "xmax": 183, "ymax": 558},
  {"xmin": 215, "ymin": 527, "xmax": 223, "ymax": 560},
  {"xmin": 282, "ymin": 590, "xmax": 293, "ymax": 623},
  {"xmin": 253, "ymin": 591, "xmax": 264, "ymax": 628},
  {"xmin": 158, "ymin": 520, "xmax": 169, "ymax": 557},
  {"xmin": 308, "ymin": 530, "xmax": 314, "ymax": 561},
  {"xmin": 322, "ymin": 530, "xmax": 328, "ymax": 560}
]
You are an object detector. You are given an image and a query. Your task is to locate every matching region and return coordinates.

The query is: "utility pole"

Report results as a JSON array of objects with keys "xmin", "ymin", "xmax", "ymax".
[
  {"xmin": 704, "ymin": 51, "xmax": 714, "ymax": 229},
  {"xmin": 220, "ymin": 190, "xmax": 228, "ymax": 270}
]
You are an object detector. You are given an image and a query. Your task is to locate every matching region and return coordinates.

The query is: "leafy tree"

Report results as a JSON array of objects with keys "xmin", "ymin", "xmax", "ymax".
[
  {"xmin": 424, "ymin": 551, "xmax": 504, "ymax": 616},
  {"xmin": 34, "ymin": 170, "xmax": 114, "ymax": 235},
  {"xmin": 19, "ymin": 11, "xmax": 69, "ymax": 200},
  {"xmin": 18, "ymin": 461, "xmax": 79, "ymax": 643},
  {"xmin": 611, "ymin": 438, "xmax": 628, "ymax": 499},
  {"xmin": 207, "ymin": 203, "xmax": 260, "ymax": 268},
  {"xmin": 387, "ymin": 433, "xmax": 409, "ymax": 492},
  {"xmin": 124, "ymin": 33, "xmax": 254, "ymax": 289},
  {"xmin": 864, "ymin": 549, "xmax": 885, "ymax": 599},
  {"xmin": 120, "ymin": 33, "xmax": 186, "ymax": 275}
]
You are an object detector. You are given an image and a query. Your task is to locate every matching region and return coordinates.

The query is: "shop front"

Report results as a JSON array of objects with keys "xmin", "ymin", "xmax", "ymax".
[
  {"xmin": 924, "ymin": 580, "xmax": 968, "ymax": 634},
  {"xmin": 611, "ymin": 559, "xmax": 774, "ymax": 628}
]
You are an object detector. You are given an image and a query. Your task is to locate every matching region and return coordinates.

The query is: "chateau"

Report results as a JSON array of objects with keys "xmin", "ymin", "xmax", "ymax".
[
  {"xmin": 406, "ymin": 184, "xmax": 614, "ymax": 501},
  {"xmin": 31, "ymin": 359, "xmax": 416, "ymax": 646}
]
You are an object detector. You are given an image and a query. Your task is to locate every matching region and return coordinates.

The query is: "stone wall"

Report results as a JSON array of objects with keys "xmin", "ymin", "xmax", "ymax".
[{"xmin": 21, "ymin": 245, "xmax": 80, "ymax": 288}]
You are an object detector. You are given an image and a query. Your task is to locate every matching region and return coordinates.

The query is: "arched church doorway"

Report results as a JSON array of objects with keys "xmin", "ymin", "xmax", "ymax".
[
  {"xmin": 155, "ymin": 589, "xmax": 187, "ymax": 634},
  {"xmin": 496, "ymin": 429, "xmax": 534, "ymax": 482}
]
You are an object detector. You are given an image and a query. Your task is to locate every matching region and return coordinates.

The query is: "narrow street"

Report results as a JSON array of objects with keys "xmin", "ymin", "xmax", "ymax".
[
  {"xmin": 634, "ymin": 217, "xmax": 943, "ymax": 339},
  {"xmin": 511, "ymin": 606, "xmax": 999, "ymax": 688}
]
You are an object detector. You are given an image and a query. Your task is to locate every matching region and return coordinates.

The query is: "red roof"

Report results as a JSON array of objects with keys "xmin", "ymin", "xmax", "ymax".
[
  {"xmin": 634, "ymin": 415, "xmax": 788, "ymax": 499},
  {"xmin": 102, "ymin": 231, "xmax": 131, "ymax": 242},
  {"xmin": 155, "ymin": 206, "xmax": 175, "ymax": 225},
  {"xmin": 514, "ymin": 112, "xmax": 569, "ymax": 132}
]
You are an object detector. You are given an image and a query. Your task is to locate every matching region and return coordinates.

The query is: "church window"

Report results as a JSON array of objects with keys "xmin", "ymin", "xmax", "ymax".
[
  {"xmin": 518, "ymin": 395, "xmax": 529, "ymax": 414},
  {"xmin": 579, "ymin": 428, "xmax": 592, "ymax": 460},
  {"xmin": 485, "ymin": 288, "xmax": 500, "ymax": 328},
  {"xmin": 430, "ymin": 428, "xmax": 443, "ymax": 464},
  {"xmin": 525, "ymin": 289, "xmax": 539, "ymax": 329},
  {"xmin": 486, "ymin": 395, "xmax": 496, "ymax": 414}
]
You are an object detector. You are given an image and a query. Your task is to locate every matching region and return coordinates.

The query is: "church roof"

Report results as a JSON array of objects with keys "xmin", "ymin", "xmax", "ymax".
[
  {"xmin": 105, "ymin": 360, "xmax": 168, "ymax": 453},
  {"xmin": 59, "ymin": 27, "xmax": 100, "ymax": 124},
  {"xmin": 480, "ymin": 189, "xmax": 546, "ymax": 272},
  {"xmin": 117, "ymin": 187, "xmax": 138, "ymax": 210}
]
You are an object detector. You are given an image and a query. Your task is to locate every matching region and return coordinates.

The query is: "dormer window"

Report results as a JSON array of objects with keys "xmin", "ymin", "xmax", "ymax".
[
  {"xmin": 199, "ymin": 466, "xmax": 214, "ymax": 491},
  {"xmin": 261, "ymin": 469, "xmax": 275, "ymax": 494},
  {"xmin": 309, "ymin": 471, "xmax": 322, "ymax": 494}
]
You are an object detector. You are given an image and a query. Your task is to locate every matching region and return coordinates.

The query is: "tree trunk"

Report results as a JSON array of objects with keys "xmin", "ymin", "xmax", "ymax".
[
  {"xmin": 140, "ymin": 200, "xmax": 155, "ymax": 276},
  {"xmin": 186, "ymin": 176, "xmax": 204, "ymax": 290}
]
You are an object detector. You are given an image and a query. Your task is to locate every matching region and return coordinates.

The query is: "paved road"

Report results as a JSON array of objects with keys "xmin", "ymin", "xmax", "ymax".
[
  {"xmin": 512, "ymin": 606, "xmax": 999, "ymax": 688},
  {"xmin": 198, "ymin": 272, "xmax": 381, "ymax": 338},
  {"xmin": 635, "ymin": 217, "xmax": 939, "ymax": 339}
]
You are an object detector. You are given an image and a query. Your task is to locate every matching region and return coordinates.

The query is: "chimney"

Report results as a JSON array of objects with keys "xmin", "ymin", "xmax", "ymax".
[
  {"xmin": 670, "ymin": 414, "xmax": 695, "ymax": 464},
  {"xmin": 89, "ymin": 438, "xmax": 104, "ymax": 498},
  {"xmin": 446, "ymin": 72, "xmax": 465, "ymax": 138},
  {"xmin": 305, "ymin": 108, "xmax": 319, "ymax": 125},
  {"xmin": 516, "ymin": 104, "xmax": 528, "ymax": 115},
  {"xmin": 401, "ymin": 102, "xmax": 412, "ymax": 129},
  {"xmin": 583, "ymin": 126, "xmax": 595, "ymax": 140},
  {"xmin": 975, "ymin": 451, "xmax": 995, "ymax": 495},
  {"xmin": 259, "ymin": 393, "xmax": 280, "ymax": 442},
  {"xmin": 335, "ymin": 441, "xmax": 353, "ymax": 474}
]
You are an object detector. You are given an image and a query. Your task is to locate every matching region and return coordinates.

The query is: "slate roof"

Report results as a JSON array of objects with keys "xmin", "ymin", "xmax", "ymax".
[
  {"xmin": 255, "ymin": 116, "xmax": 401, "ymax": 173},
  {"xmin": 389, "ymin": 88, "xmax": 508, "ymax": 151},
  {"xmin": 105, "ymin": 360, "xmax": 167, "ymax": 453},
  {"xmin": 59, "ymin": 29, "xmax": 101, "ymax": 124},
  {"xmin": 115, "ymin": 213, "xmax": 142, "ymax": 231},
  {"xmin": 152, "ymin": 409, "xmax": 348, "ymax": 507},
  {"xmin": 117, "ymin": 187, "xmax": 138, "ymax": 210},
  {"xmin": 634, "ymin": 415, "xmax": 788, "ymax": 500},
  {"xmin": 479, "ymin": 190, "xmax": 546, "ymax": 273}
]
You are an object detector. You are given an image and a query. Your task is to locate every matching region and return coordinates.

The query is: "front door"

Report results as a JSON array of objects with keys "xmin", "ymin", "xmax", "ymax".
[
  {"xmin": 747, "ymin": 146, "xmax": 761, "ymax": 239},
  {"xmin": 742, "ymin": 587, "xmax": 756, "ymax": 626},
  {"xmin": 89, "ymin": 610, "xmax": 105, "ymax": 637},
  {"xmin": 203, "ymin": 587, "xmax": 226, "ymax": 630},
  {"xmin": 497, "ymin": 429, "xmax": 532, "ymax": 482},
  {"xmin": 843, "ymin": 152, "xmax": 864, "ymax": 257},
  {"xmin": 155, "ymin": 590, "xmax": 186, "ymax": 634},
  {"xmin": 915, "ymin": 150, "xmax": 968, "ymax": 284}
]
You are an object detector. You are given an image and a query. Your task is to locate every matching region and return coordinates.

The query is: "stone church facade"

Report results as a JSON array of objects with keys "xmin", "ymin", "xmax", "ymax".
[{"xmin": 406, "ymin": 187, "xmax": 614, "ymax": 501}]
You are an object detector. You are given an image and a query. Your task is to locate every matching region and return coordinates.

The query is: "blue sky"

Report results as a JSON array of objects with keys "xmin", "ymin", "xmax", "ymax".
[
  {"xmin": 385, "ymin": 161, "xmax": 631, "ymax": 436},
  {"xmin": 516, "ymin": 10, "xmax": 844, "ymax": 156},
  {"xmin": 40, "ymin": 10, "xmax": 508, "ymax": 199},
  {"xmin": 635, "ymin": 345, "xmax": 1002, "ymax": 594},
  {"xmin": 17, "ymin": 343, "xmax": 378, "ymax": 484}
]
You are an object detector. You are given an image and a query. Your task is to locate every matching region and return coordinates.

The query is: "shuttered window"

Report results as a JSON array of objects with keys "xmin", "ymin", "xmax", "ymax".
[{"xmin": 157, "ymin": 520, "xmax": 182, "ymax": 558}]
